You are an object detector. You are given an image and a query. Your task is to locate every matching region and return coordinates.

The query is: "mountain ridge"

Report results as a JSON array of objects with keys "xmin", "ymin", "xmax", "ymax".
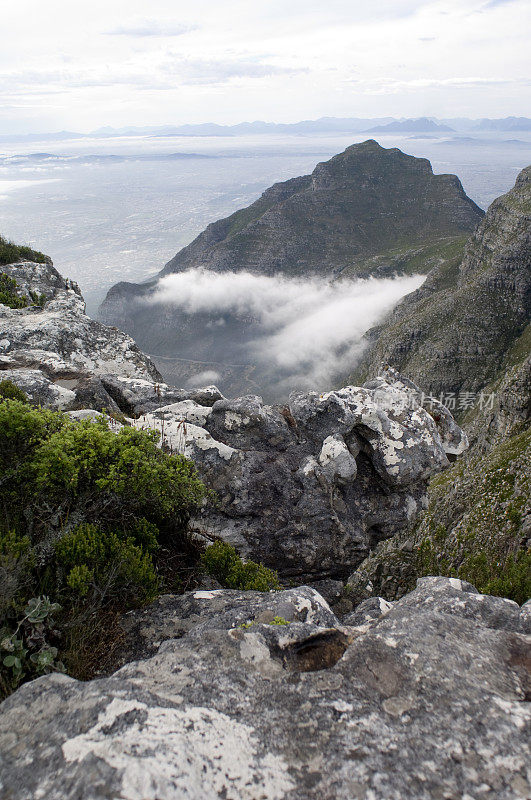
[
  {"xmin": 99, "ymin": 141, "xmax": 484, "ymax": 397},
  {"xmin": 365, "ymin": 117, "xmax": 454, "ymax": 133},
  {"xmin": 349, "ymin": 164, "xmax": 531, "ymax": 398},
  {"xmin": 3, "ymin": 116, "xmax": 530, "ymax": 143}
]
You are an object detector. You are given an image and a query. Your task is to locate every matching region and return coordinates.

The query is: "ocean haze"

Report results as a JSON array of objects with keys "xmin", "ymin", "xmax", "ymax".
[{"xmin": 1, "ymin": 129, "xmax": 530, "ymax": 314}]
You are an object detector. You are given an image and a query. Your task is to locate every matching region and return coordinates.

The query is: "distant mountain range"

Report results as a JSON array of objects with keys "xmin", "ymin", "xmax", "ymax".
[
  {"xmin": 473, "ymin": 117, "xmax": 531, "ymax": 131},
  {"xmin": 1, "ymin": 116, "xmax": 530, "ymax": 143},
  {"xmin": 365, "ymin": 118, "xmax": 454, "ymax": 133}
]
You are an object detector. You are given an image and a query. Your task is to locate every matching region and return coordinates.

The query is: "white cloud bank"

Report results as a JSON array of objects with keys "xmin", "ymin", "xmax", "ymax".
[{"xmin": 151, "ymin": 269, "xmax": 424, "ymax": 395}]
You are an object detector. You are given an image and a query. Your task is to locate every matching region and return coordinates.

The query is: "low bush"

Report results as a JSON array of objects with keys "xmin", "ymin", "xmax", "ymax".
[
  {"xmin": 0, "ymin": 596, "xmax": 64, "ymax": 698},
  {"xmin": 0, "ymin": 235, "xmax": 47, "ymax": 266},
  {"xmin": 0, "ymin": 273, "xmax": 27, "ymax": 309},
  {"xmin": 0, "ymin": 399, "xmax": 209, "ymax": 697},
  {"xmin": 201, "ymin": 541, "xmax": 280, "ymax": 592},
  {"xmin": 0, "ymin": 379, "xmax": 28, "ymax": 403}
]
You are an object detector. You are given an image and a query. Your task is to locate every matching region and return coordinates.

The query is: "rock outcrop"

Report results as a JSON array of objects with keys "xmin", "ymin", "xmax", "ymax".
[
  {"xmin": 351, "ymin": 164, "xmax": 531, "ymax": 398},
  {"xmin": 0, "ymin": 256, "xmax": 468, "ymax": 581},
  {"xmin": 343, "ymin": 356, "xmax": 531, "ymax": 608},
  {"xmin": 103, "ymin": 367, "xmax": 467, "ymax": 580},
  {"xmin": 1, "ymin": 577, "xmax": 529, "ymax": 800},
  {"xmin": 0, "ymin": 260, "xmax": 162, "ymax": 408}
]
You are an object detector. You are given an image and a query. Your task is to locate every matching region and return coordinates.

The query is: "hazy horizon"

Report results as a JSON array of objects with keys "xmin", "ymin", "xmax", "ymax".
[
  {"xmin": 2, "ymin": 1, "xmax": 529, "ymax": 135},
  {"xmin": 2, "ymin": 114, "xmax": 531, "ymax": 139}
]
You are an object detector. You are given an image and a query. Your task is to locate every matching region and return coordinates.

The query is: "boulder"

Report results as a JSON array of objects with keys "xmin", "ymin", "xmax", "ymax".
[
  {"xmin": 129, "ymin": 369, "xmax": 467, "ymax": 579},
  {"xmin": 1, "ymin": 578, "xmax": 529, "ymax": 800},
  {"xmin": 0, "ymin": 260, "xmax": 162, "ymax": 402},
  {"xmin": 113, "ymin": 586, "xmax": 339, "ymax": 668}
]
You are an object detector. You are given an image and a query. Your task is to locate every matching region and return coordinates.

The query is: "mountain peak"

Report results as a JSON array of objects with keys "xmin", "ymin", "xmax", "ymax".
[
  {"xmin": 148, "ymin": 141, "xmax": 483, "ymax": 280},
  {"xmin": 99, "ymin": 143, "xmax": 484, "ymax": 397}
]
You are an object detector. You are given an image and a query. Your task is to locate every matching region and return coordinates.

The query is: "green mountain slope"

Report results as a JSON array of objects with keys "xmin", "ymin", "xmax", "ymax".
[{"xmin": 349, "ymin": 165, "xmax": 531, "ymax": 397}]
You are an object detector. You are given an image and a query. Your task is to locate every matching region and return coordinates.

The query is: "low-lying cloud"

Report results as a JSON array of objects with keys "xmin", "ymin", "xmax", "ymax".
[
  {"xmin": 185, "ymin": 370, "xmax": 221, "ymax": 388},
  {"xmin": 150, "ymin": 269, "xmax": 424, "ymax": 397}
]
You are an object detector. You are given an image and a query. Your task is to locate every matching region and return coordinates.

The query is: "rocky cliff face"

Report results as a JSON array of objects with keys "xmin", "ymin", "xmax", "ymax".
[
  {"xmin": 351, "ymin": 165, "xmax": 531, "ymax": 397},
  {"xmin": 1, "ymin": 577, "xmax": 529, "ymax": 800},
  {"xmin": 97, "ymin": 141, "xmax": 483, "ymax": 397},
  {"xmin": 0, "ymin": 257, "xmax": 466, "ymax": 582},
  {"xmin": 0, "ymin": 260, "xmax": 162, "ymax": 408},
  {"xmin": 343, "ymin": 354, "xmax": 531, "ymax": 608},
  {"xmin": 340, "ymin": 169, "xmax": 531, "ymax": 609},
  {"xmin": 113, "ymin": 368, "xmax": 466, "ymax": 580}
]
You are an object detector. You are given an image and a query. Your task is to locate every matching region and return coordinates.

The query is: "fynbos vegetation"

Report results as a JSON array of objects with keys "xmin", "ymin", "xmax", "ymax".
[{"xmin": 0, "ymin": 398, "xmax": 209, "ymax": 697}]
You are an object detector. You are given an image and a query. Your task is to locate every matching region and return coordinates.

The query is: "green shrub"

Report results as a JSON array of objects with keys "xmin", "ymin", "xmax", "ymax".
[
  {"xmin": 0, "ymin": 235, "xmax": 47, "ymax": 266},
  {"xmin": 0, "ymin": 273, "xmax": 27, "ymax": 309},
  {"xmin": 0, "ymin": 379, "xmax": 28, "ymax": 403},
  {"xmin": 28, "ymin": 289, "xmax": 47, "ymax": 307},
  {"xmin": 458, "ymin": 549, "xmax": 531, "ymax": 605},
  {"xmin": 55, "ymin": 522, "xmax": 159, "ymax": 604},
  {"xmin": 0, "ymin": 400, "xmax": 207, "ymax": 537},
  {"xmin": 0, "ymin": 596, "xmax": 64, "ymax": 698},
  {"xmin": 0, "ymin": 529, "xmax": 34, "ymax": 620},
  {"xmin": 0, "ymin": 399, "xmax": 209, "ymax": 697},
  {"xmin": 201, "ymin": 541, "xmax": 280, "ymax": 592}
]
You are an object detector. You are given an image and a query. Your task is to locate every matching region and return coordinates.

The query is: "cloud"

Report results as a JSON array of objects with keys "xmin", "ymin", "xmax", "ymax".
[
  {"xmin": 342, "ymin": 74, "xmax": 529, "ymax": 94},
  {"xmin": 105, "ymin": 21, "xmax": 198, "ymax": 37},
  {"xmin": 150, "ymin": 269, "xmax": 424, "ymax": 396},
  {"xmin": 0, "ymin": 59, "xmax": 305, "ymax": 101},
  {"xmin": 185, "ymin": 370, "xmax": 221, "ymax": 388},
  {"xmin": 167, "ymin": 59, "xmax": 307, "ymax": 86}
]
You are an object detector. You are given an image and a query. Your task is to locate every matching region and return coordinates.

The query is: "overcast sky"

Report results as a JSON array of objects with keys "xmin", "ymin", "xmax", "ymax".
[{"xmin": 1, "ymin": 0, "xmax": 529, "ymax": 133}]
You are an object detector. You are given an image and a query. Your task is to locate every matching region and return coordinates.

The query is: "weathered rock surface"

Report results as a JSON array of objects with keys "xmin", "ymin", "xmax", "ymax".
[
  {"xmin": 1, "ymin": 577, "xmax": 529, "ymax": 800},
  {"xmin": 114, "ymin": 586, "xmax": 339, "ymax": 668},
  {"xmin": 351, "ymin": 164, "xmax": 531, "ymax": 397},
  {"xmin": 0, "ymin": 260, "xmax": 161, "ymax": 408},
  {"xmin": 126, "ymin": 367, "xmax": 467, "ymax": 579}
]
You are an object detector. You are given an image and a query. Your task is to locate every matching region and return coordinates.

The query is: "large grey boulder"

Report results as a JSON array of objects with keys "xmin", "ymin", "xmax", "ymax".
[
  {"xmin": 128, "ymin": 368, "xmax": 467, "ymax": 579},
  {"xmin": 0, "ymin": 577, "xmax": 529, "ymax": 800},
  {"xmin": 113, "ymin": 585, "xmax": 340, "ymax": 668},
  {"xmin": 0, "ymin": 261, "xmax": 161, "ymax": 400}
]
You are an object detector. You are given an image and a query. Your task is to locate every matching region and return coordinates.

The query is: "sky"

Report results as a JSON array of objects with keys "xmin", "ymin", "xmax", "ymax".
[{"xmin": 1, "ymin": 0, "xmax": 529, "ymax": 133}]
